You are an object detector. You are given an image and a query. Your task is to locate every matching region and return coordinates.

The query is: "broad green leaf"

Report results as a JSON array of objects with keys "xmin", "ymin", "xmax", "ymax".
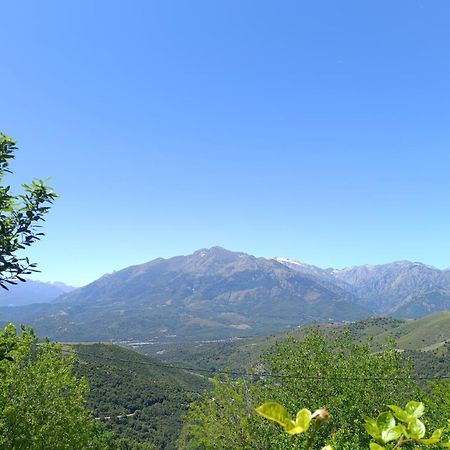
[
  {"xmin": 388, "ymin": 402, "xmax": 425, "ymax": 424},
  {"xmin": 322, "ymin": 446, "xmax": 334, "ymax": 450},
  {"xmin": 377, "ymin": 412, "xmax": 395, "ymax": 432},
  {"xmin": 370, "ymin": 443, "xmax": 386, "ymax": 450},
  {"xmin": 363, "ymin": 415, "xmax": 378, "ymax": 428},
  {"xmin": 404, "ymin": 401, "xmax": 425, "ymax": 419},
  {"xmin": 419, "ymin": 428, "xmax": 443, "ymax": 445},
  {"xmin": 373, "ymin": 412, "xmax": 403, "ymax": 443},
  {"xmin": 284, "ymin": 408, "xmax": 312, "ymax": 434},
  {"xmin": 406, "ymin": 418, "xmax": 426, "ymax": 439},
  {"xmin": 295, "ymin": 408, "xmax": 312, "ymax": 432},
  {"xmin": 381, "ymin": 424, "xmax": 403, "ymax": 443},
  {"xmin": 256, "ymin": 402, "xmax": 292, "ymax": 428}
]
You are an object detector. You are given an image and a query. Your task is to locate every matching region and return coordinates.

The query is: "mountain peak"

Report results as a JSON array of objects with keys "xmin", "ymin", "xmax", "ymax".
[
  {"xmin": 273, "ymin": 256, "xmax": 306, "ymax": 267},
  {"xmin": 193, "ymin": 246, "xmax": 234, "ymax": 257}
]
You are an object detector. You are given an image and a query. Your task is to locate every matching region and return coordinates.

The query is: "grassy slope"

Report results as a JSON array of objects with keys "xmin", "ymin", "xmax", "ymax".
[{"xmin": 370, "ymin": 311, "xmax": 450, "ymax": 350}]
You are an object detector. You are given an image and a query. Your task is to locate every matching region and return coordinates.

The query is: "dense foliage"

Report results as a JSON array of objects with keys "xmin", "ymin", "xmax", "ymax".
[
  {"xmin": 73, "ymin": 343, "xmax": 209, "ymax": 449},
  {"xmin": 2, "ymin": 309, "xmax": 448, "ymax": 448},
  {"xmin": 0, "ymin": 323, "xmax": 111, "ymax": 449},
  {"xmin": 179, "ymin": 331, "xmax": 425, "ymax": 449}
]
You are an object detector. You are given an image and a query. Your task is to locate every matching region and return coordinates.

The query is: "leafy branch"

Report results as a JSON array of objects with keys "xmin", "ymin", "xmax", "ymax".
[
  {"xmin": 0, "ymin": 133, "xmax": 57, "ymax": 290},
  {"xmin": 364, "ymin": 401, "xmax": 450, "ymax": 449}
]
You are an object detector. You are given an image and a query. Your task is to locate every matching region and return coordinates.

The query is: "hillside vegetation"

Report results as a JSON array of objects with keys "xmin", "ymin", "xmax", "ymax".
[
  {"xmin": 137, "ymin": 313, "xmax": 450, "ymax": 379},
  {"xmin": 370, "ymin": 311, "xmax": 450, "ymax": 350},
  {"xmin": 73, "ymin": 344, "xmax": 209, "ymax": 449},
  {"xmin": 63, "ymin": 313, "xmax": 450, "ymax": 449}
]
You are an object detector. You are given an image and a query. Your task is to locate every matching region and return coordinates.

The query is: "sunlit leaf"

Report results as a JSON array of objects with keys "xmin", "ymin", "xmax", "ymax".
[
  {"xmin": 405, "ymin": 418, "xmax": 426, "ymax": 440},
  {"xmin": 377, "ymin": 412, "xmax": 395, "ymax": 432},
  {"xmin": 295, "ymin": 408, "xmax": 311, "ymax": 432},
  {"xmin": 404, "ymin": 401, "xmax": 425, "ymax": 419},
  {"xmin": 256, "ymin": 402, "xmax": 292, "ymax": 429},
  {"xmin": 388, "ymin": 404, "xmax": 409, "ymax": 422},
  {"xmin": 419, "ymin": 428, "xmax": 443, "ymax": 445},
  {"xmin": 381, "ymin": 424, "xmax": 403, "ymax": 443},
  {"xmin": 370, "ymin": 443, "xmax": 386, "ymax": 450},
  {"xmin": 364, "ymin": 418, "xmax": 381, "ymax": 441}
]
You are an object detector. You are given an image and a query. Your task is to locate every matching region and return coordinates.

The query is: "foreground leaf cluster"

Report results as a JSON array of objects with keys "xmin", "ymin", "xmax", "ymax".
[{"xmin": 364, "ymin": 401, "xmax": 450, "ymax": 449}]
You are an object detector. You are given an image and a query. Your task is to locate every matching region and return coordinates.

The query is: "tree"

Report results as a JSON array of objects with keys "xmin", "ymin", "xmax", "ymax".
[
  {"xmin": 259, "ymin": 331, "xmax": 417, "ymax": 449},
  {"xmin": 0, "ymin": 323, "xmax": 113, "ymax": 449},
  {"xmin": 0, "ymin": 133, "xmax": 57, "ymax": 290},
  {"xmin": 178, "ymin": 375, "xmax": 260, "ymax": 450},
  {"xmin": 180, "ymin": 330, "xmax": 419, "ymax": 449}
]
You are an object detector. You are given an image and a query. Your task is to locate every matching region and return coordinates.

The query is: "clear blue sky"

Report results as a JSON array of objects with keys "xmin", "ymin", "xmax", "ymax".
[{"xmin": 1, "ymin": 1, "xmax": 449, "ymax": 286}]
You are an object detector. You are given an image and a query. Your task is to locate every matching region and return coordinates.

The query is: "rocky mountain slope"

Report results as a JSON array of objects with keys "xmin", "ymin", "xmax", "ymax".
[
  {"xmin": 2, "ymin": 247, "xmax": 449, "ymax": 341},
  {"xmin": 274, "ymin": 258, "xmax": 450, "ymax": 316},
  {"xmin": 0, "ymin": 247, "xmax": 366, "ymax": 341}
]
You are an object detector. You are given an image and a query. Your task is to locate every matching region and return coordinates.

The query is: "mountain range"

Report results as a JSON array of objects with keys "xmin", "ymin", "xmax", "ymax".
[
  {"xmin": 274, "ymin": 257, "xmax": 450, "ymax": 315},
  {"xmin": 0, "ymin": 280, "xmax": 75, "ymax": 307},
  {"xmin": 0, "ymin": 247, "xmax": 449, "ymax": 341}
]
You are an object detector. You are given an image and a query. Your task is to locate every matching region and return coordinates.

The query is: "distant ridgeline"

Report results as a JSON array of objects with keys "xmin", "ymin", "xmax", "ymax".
[
  {"xmin": 0, "ymin": 280, "xmax": 74, "ymax": 307},
  {"xmin": 1, "ymin": 247, "xmax": 450, "ymax": 342}
]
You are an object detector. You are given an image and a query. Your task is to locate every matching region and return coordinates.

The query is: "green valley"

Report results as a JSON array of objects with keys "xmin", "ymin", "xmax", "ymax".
[{"xmin": 65, "ymin": 312, "xmax": 450, "ymax": 449}]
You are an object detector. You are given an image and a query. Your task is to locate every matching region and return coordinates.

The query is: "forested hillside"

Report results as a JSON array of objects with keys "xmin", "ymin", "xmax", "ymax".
[{"xmin": 73, "ymin": 344, "xmax": 209, "ymax": 449}]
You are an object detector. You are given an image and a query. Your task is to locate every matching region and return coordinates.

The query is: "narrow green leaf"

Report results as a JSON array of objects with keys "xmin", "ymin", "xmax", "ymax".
[
  {"xmin": 256, "ymin": 402, "xmax": 293, "ymax": 430},
  {"xmin": 388, "ymin": 404, "xmax": 409, "ymax": 422},
  {"xmin": 370, "ymin": 443, "xmax": 385, "ymax": 450},
  {"xmin": 419, "ymin": 427, "xmax": 443, "ymax": 445}
]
